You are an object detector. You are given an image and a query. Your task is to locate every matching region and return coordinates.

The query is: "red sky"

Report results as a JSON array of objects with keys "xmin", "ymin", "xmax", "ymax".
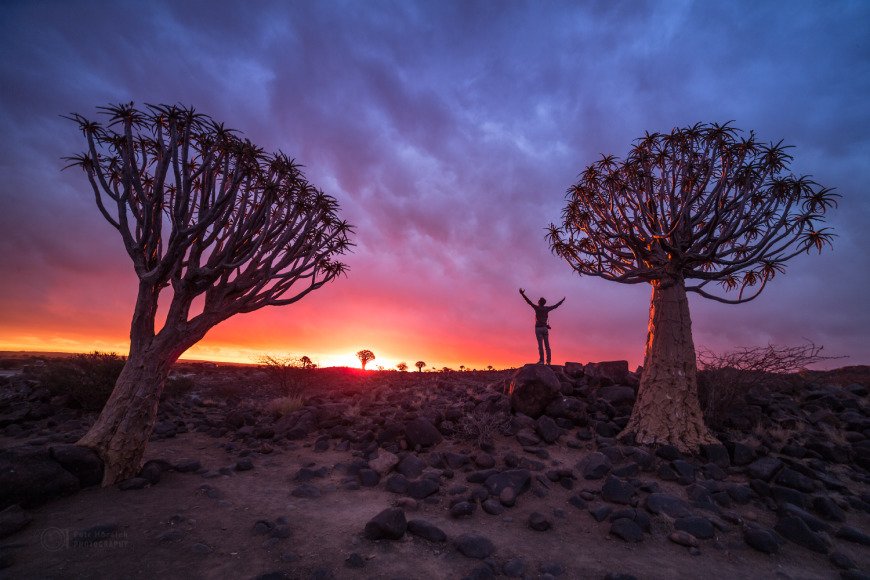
[{"xmin": 1, "ymin": 2, "xmax": 868, "ymax": 370}]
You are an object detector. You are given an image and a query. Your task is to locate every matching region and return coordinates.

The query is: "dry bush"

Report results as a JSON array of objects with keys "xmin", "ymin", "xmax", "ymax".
[
  {"xmin": 697, "ymin": 341, "xmax": 841, "ymax": 429},
  {"xmin": 457, "ymin": 404, "xmax": 512, "ymax": 448},
  {"xmin": 265, "ymin": 394, "xmax": 306, "ymax": 417},
  {"xmin": 258, "ymin": 355, "xmax": 317, "ymax": 396},
  {"xmin": 31, "ymin": 352, "xmax": 126, "ymax": 411}
]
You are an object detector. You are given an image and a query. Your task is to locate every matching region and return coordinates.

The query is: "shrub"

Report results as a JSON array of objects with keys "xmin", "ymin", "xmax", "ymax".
[
  {"xmin": 162, "ymin": 375, "xmax": 196, "ymax": 400},
  {"xmin": 35, "ymin": 352, "xmax": 126, "ymax": 411},
  {"xmin": 265, "ymin": 394, "xmax": 306, "ymax": 417}
]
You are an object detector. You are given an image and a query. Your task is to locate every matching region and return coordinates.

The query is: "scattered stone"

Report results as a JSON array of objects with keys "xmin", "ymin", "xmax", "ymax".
[
  {"xmin": 590, "ymin": 505, "xmax": 613, "ymax": 522},
  {"xmin": 407, "ymin": 478, "xmax": 440, "ymax": 499},
  {"xmin": 503, "ymin": 558, "xmax": 526, "ymax": 577},
  {"xmin": 385, "ymin": 474, "xmax": 409, "ymax": 494},
  {"xmin": 364, "ymin": 508, "xmax": 407, "ymax": 540},
  {"xmin": 49, "ymin": 445, "xmax": 104, "ymax": 487},
  {"xmin": 407, "ymin": 519, "xmax": 447, "ymax": 542},
  {"xmin": 484, "ymin": 469, "xmax": 531, "ymax": 497},
  {"xmin": 829, "ymin": 551, "xmax": 857, "ymax": 570},
  {"xmin": 454, "ymin": 533, "xmax": 495, "ymax": 559},
  {"xmin": 482, "ymin": 499, "xmax": 504, "ymax": 515},
  {"xmin": 117, "ymin": 477, "xmax": 150, "ymax": 491},
  {"xmin": 451, "ymin": 501, "xmax": 476, "ymax": 518},
  {"xmin": 601, "ymin": 476, "xmax": 634, "ymax": 505},
  {"xmin": 730, "ymin": 443, "xmax": 756, "ymax": 466},
  {"xmin": 293, "ymin": 466, "xmax": 328, "ymax": 482},
  {"xmin": 743, "ymin": 526, "xmax": 781, "ymax": 554},
  {"xmin": 675, "ymin": 516, "xmax": 714, "ymax": 540},
  {"xmin": 404, "ymin": 418, "xmax": 443, "ymax": 449},
  {"xmin": 290, "ymin": 484, "xmax": 321, "ymax": 499},
  {"xmin": 775, "ymin": 515, "xmax": 830, "ymax": 553},
  {"xmin": 344, "ymin": 553, "xmax": 365, "ymax": 569},
  {"xmin": 358, "ymin": 469, "xmax": 380, "ymax": 487},
  {"xmin": 369, "ymin": 451, "xmax": 399, "ymax": 476},
  {"xmin": 836, "ymin": 525, "xmax": 870, "ymax": 546},
  {"xmin": 579, "ymin": 452, "xmax": 611, "ymax": 480},
  {"xmin": 396, "ymin": 454, "xmax": 426, "ymax": 478},
  {"xmin": 669, "ymin": 530, "xmax": 699, "ymax": 547},
  {"xmin": 235, "ymin": 458, "xmax": 254, "ymax": 472},
  {"xmin": 528, "ymin": 512, "xmax": 552, "ymax": 531},
  {"xmin": 535, "ymin": 416, "xmax": 562, "ymax": 443},
  {"xmin": 157, "ymin": 529, "xmax": 184, "ymax": 543},
  {"xmin": 174, "ymin": 459, "xmax": 202, "ymax": 473},
  {"xmin": 776, "ymin": 468, "xmax": 816, "ymax": 493},
  {"xmin": 747, "ymin": 457, "xmax": 782, "ymax": 482},
  {"xmin": 597, "ymin": 386, "xmax": 636, "ymax": 406},
  {"xmin": 509, "ymin": 365, "xmax": 561, "ymax": 418},
  {"xmin": 0, "ymin": 446, "xmax": 80, "ymax": 508},
  {"xmin": 0, "ymin": 504, "xmax": 31, "ymax": 538},
  {"xmin": 645, "ymin": 493, "xmax": 692, "ymax": 518},
  {"xmin": 610, "ymin": 518, "xmax": 643, "ymax": 542}
]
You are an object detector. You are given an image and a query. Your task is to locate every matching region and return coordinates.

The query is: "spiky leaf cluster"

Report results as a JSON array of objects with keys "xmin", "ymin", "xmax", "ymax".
[
  {"xmin": 548, "ymin": 122, "xmax": 837, "ymax": 303},
  {"xmin": 65, "ymin": 102, "xmax": 353, "ymax": 328}
]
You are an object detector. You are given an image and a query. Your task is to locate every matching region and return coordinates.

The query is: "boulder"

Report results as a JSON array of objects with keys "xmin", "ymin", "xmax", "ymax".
[
  {"xmin": 454, "ymin": 533, "xmax": 495, "ymax": 559},
  {"xmin": 364, "ymin": 508, "xmax": 407, "ymax": 540},
  {"xmin": 509, "ymin": 365, "xmax": 561, "ymax": 418},
  {"xmin": 0, "ymin": 504, "xmax": 31, "ymax": 538},
  {"xmin": 368, "ymin": 450, "xmax": 399, "ymax": 476},
  {"xmin": 49, "ymin": 445, "xmax": 104, "ymax": 487},
  {"xmin": 584, "ymin": 361, "xmax": 630, "ymax": 385},
  {"xmin": 0, "ymin": 446, "xmax": 80, "ymax": 509},
  {"xmin": 597, "ymin": 386, "xmax": 636, "ymax": 406},
  {"xmin": 404, "ymin": 418, "xmax": 443, "ymax": 449},
  {"xmin": 484, "ymin": 469, "xmax": 531, "ymax": 497}
]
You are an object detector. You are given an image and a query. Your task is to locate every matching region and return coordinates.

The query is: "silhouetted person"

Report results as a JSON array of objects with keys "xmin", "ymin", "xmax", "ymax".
[{"xmin": 519, "ymin": 288, "xmax": 565, "ymax": 365}]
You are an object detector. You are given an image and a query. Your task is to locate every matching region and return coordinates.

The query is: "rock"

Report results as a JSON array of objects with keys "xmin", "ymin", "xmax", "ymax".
[
  {"xmin": 812, "ymin": 496, "xmax": 845, "ymax": 522},
  {"xmin": 484, "ymin": 469, "xmax": 531, "ymax": 497},
  {"xmin": 509, "ymin": 365, "xmax": 561, "ymax": 418},
  {"xmin": 700, "ymin": 443, "xmax": 730, "ymax": 469},
  {"xmin": 669, "ymin": 530, "xmax": 699, "ymax": 547},
  {"xmin": 49, "ymin": 445, "xmax": 104, "ymax": 487},
  {"xmin": 836, "ymin": 525, "xmax": 870, "ymax": 546},
  {"xmin": 743, "ymin": 526, "xmax": 781, "ymax": 554},
  {"xmin": 454, "ymin": 533, "xmax": 495, "ymax": 559},
  {"xmin": 601, "ymin": 476, "xmax": 634, "ymax": 505},
  {"xmin": 597, "ymin": 386, "xmax": 636, "ymax": 406},
  {"xmin": 118, "ymin": 477, "xmax": 150, "ymax": 491},
  {"xmin": 535, "ymin": 415, "xmax": 561, "ymax": 443},
  {"xmin": 235, "ymin": 458, "xmax": 254, "ymax": 472},
  {"xmin": 829, "ymin": 551, "xmax": 857, "ymax": 570},
  {"xmin": 609, "ymin": 518, "xmax": 643, "ymax": 542},
  {"xmin": 503, "ymin": 558, "xmax": 526, "ymax": 577},
  {"xmin": 590, "ymin": 505, "xmax": 613, "ymax": 522},
  {"xmin": 138, "ymin": 460, "xmax": 165, "ymax": 484},
  {"xmin": 655, "ymin": 444, "xmax": 682, "ymax": 461},
  {"xmin": 0, "ymin": 504, "xmax": 31, "ymax": 538},
  {"xmin": 775, "ymin": 515, "xmax": 830, "ymax": 553},
  {"xmin": 0, "ymin": 446, "xmax": 80, "ymax": 508},
  {"xmin": 473, "ymin": 453, "xmax": 496, "ymax": 469},
  {"xmin": 674, "ymin": 516, "xmax": 714, "ymax": 540},
  {"xmin": 747, "ymin": 457, "xmax": 783, "ymax": 481},
  {"xmin": 528, "ymin": 512, "xmax": 551, "ymax": 531},
  {"xmin": 174, "ymin": 459, "xmax": 202, "ymax": 473},
  {"xmin": 252, "ymin": 520, "xmax": 275, "ymax": 535},
  {"xmin": 645, "ymin": 493, "xmax": 692, "ymax": 518},
  {"xmin": 584, "ymin": 361, "xmax": 630, "ymax": 385},
  {"xmin": 578, "ymin": 452, "xmax": 611, "ymax": 480},
  {"xmin": 364, "ymin": 508, "xmax": 407, "ymax": 540},
  {"xmin": 450, "ymin": 501, "xmax": 476, "ymax": 518},
  {"xmin": 385, "ymin": 474, "xmax": 409, "ymax": 494},
  {"xmin": 544, "ymin": 397, "xmax": 587, "ymax": 423},
  {"xmin": 344, "ymin": 553, "xmax": 365, "ymax": 569},
  {"xmin": 730, "ymin": 443, "xmax": 756, "ymax": 466},
  {"xmin": 396, "ymin": 454, "xmax": 426, "ymax": 478},
  {"xmin": 404, "ymin": 418, "xmax": 443, "ymax": 449},
  {"xmin": 482, "ymin": 499, "xmax": 504, "ymax": 515},
  {"xmin": 358, "ymin": 469, "xmax": 380, "ymax": 487},
  {"xmin": 293, "ymin": 466, "xmax": 328, "ymax": 482},
  {"xmin": 290, "ymin": 484, "xmax": 321, "ymax": 499},
  {"xmin": 407, "ymin": 519, "xmax": 447, "ymax": 542},
  {"xmin": 782, "ymin": 503, "xmax": 830, "ymax": 533},
  {"xmin": 368, "ymin": 450, "xmax": 399, "ymax": 476},
  {"xmin": 406, "ymin": 478, "xmax": 439, "ymax": 499},
  {"xmin": 775, "ymin": 468, "xmax": 817, "ymax": 493}
]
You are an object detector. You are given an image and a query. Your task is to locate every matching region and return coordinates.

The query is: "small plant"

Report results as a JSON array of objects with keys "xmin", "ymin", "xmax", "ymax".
[
  {"xmin": 458, "ymin": 405, "xmax": 511, "ymax": 448},
  {"xmin": 265, "ymin": 393, "xmax": 306, "ymax": 417},
  {"xmin": 161, "ymin": 375, "xmax": 196, "ymax": 400},
  {"xmin": 34, "ymin": 351, "xmax": 126, "ymax": 411}
]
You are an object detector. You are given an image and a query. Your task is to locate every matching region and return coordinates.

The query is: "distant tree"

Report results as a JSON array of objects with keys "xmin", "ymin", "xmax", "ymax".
[
  {"xmin": 396, "ymin": 362, "xmax": 408, "ymax": 372},
  {"xmin": 415, "ymin": 360, "xmax": 426, "ymax": 372},
  {"xmin": 356, "ymin": 349, "xmax": 375, "ymax": 370},
  {"xmin": 549, "ymin": 122, "xmax": 837, "ymax": 452},
  {"xmin": 299, "ymin": 355, "xmax": 317, "ymax": 370},
  {"xmin": 459, "ymin": 365, "xmax": 466, "ymax": 372},
  {"xmin": 66, "ymin": 103, "xmax": 352, "ymax": 484},
  {"xmin": 486, "ymin": 365, "xmax": 494, "ymax": 371}
]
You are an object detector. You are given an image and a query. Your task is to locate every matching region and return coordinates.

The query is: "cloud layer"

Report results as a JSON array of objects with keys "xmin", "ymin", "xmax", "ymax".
[{"xmin": 1, "ymin": 0, "xmax": 868, "ymax": 369}]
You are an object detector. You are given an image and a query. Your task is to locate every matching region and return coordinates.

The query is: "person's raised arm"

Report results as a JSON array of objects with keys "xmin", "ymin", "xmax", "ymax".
[
  {"xmin": 548, "ymin": 297, "xmax": 566, "ymax": 311},
  {"xmin": 519, "ymin": 288, "xmax": 535, "ymax": 307}
]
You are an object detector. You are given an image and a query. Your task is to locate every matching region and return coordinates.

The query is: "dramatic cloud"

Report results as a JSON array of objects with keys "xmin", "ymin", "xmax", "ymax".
[{"xmin": 1, "ymin": 0, "xmax": 867, "ymax": 369}]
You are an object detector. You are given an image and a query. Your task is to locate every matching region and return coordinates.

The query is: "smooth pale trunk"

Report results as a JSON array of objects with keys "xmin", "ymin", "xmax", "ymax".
[
  {"xmin": 620, "ymin": 278, "xmax": 718, "ymax": 452},
  {"xmin": 77, "ymin": 345, "xmax": 173, "ymax": 485}
]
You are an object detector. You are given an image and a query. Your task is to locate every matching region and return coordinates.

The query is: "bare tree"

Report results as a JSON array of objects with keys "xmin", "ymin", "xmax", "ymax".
[
  {"xmin": 356, "ymin": 349, "xmax": 375, "ymax": 370},
  {"xmin": 415, "ymin": 360, "xmax": 426, "ymax": 372},
  {"xmin": 65, "ymin": 103, "xmax": 352, "ymax": 483},
  {"xmin": 396, "ymin": 362, "xmax": 408, "ymax": 372},
  {"xmin": 549, "ymin": 122, "xmax": 837, "ymax": 451}
]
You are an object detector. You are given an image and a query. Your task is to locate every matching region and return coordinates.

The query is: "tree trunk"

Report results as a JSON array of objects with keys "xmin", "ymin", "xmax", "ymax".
[
  {"xmin": 77, "ymin": 344, "xmax": 174, "ymax": 485},
  {"xmin": 620, "ymin": 277, "xmax": 718, "ymax": 453}
]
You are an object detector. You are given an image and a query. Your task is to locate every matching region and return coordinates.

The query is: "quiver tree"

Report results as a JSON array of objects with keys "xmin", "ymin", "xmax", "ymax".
[
  {"xmin": 548, "ymin": 122, "xmax": 837, "ymax": 452},
  {"xmin": 356, "ymin": 349, "xmax": 375, "ymax": 370},
  {"xmin": 66, "ymin": 103, "xmax": 353, "ymax": 483},
  {"xmin": 415, "ymin": 360, "xmax": 426, "ymax": 372}
]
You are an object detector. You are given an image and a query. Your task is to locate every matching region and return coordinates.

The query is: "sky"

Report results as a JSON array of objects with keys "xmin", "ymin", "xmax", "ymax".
[{"xmin": 0, "ymin": 0, "xmax": 868, "ymax": 371}]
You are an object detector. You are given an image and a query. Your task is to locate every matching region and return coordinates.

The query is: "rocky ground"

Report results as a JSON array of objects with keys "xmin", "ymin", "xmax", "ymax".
[{"xmin": 0, "ymin": 359, "xmax": 868, "ymax": 579}]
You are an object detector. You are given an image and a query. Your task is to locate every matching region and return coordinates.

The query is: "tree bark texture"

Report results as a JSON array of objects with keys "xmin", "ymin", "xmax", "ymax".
[
  {"xmin": 620, "ymin": 278, "xmax": 718, "ymax": 452},
  {"xmin": 76, "ymin": 345, "xmax": 173, "ymax": 485}
]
